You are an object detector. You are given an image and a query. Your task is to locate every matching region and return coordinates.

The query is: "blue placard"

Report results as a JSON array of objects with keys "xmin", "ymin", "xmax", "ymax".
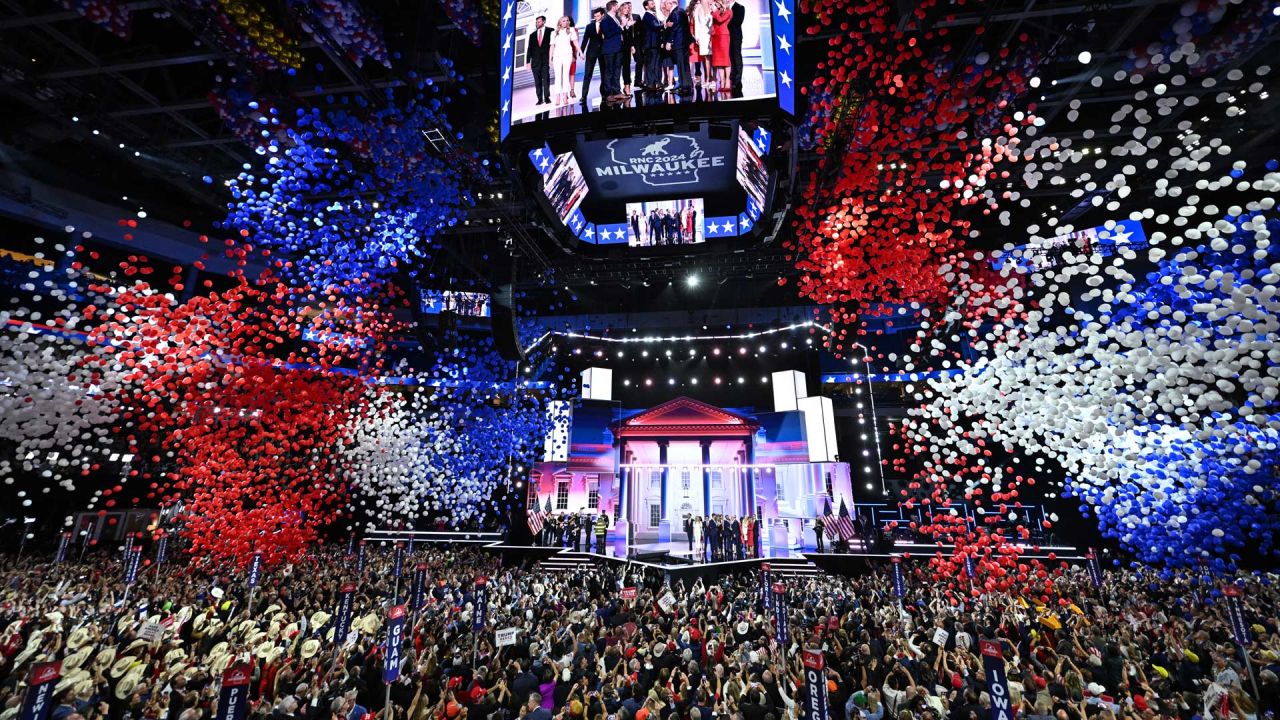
[
  {"xmin": 771, "ymin": 582, "xmax": 789, "ymax": 647},
  {"xmin": 215, "ymin": 664, "xmax": 253, "ymax": 720},
  {"xmin": 19, "ymin": 661, "xmax": 60, "ymax": 720},
  {"xmin": 123, "ymin": 548, "xmax": 142, "ymax": 585},
  {"xmin": 474, "ymin": 577, "xmax": 489, "ymax": 630},
  {"xmin": 981, "ymin": 641, "xmax": 1012, "ymax": 720},
  {"xmin": 247, "ymin": 552, "xmax": 262, "ymax": 589},
  {"xmin": 891, "ymin": 556, "xmax": 905, "ymax": 598},
  {"xmin": 384, "ymin": 605, "xmax": 407, "ymax": 683},
  {"xmin": 334, "ymin": 582, "xmax": 356, "ymax": 643},
  {"xmin": 54, "ymin": 533, "xmax": 71, "ymax": 564}
]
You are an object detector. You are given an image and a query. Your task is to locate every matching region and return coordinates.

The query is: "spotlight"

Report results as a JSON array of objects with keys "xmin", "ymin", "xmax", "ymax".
[
  {"xmin": 865, "ymin": 483, "xmax": 875, "ymax": 491},
  {"xmin": 1077, "ymin": 50, "xmax": 1092, "ymax": 64},
  {"xmin": 714, "ymin": 377, "xmax": 721, "ymax": 384},
  {"xmin": 664, "ymin": 349, "xmax": 672, "ymax": 357},
  {"xmin": 641, "ymin": 350, "xmax": 649, "ymax": 357},
  {"xmin": 739, "ymin": 347, "xmax": 747, "ymax": 355},
  {"xmin": 624, "ymin": 379, "xmax": 631, "ymax": 386},
  {"xmin": 616, "ymin": 351, "xmax": 624, "ymax": 358},
  {"xmin": 760, "ymin": 376, "xmax": 768, "ymax": 383},
  {"xmin": 737, "ymin": 377, "xmax": 745, "ymax": 383},
  {"xmin": 686, "ymin": 275, "xmax": 700, "ymax": 287},
  {"xmin": 712, "ymin": 348, "xmax": 721, "ymax": 355},
  {"xmin": 668, "ymin": 378, "xmax": 676, "ymax": 385},
  {"xmin": 758, "ymin": 345, "xmax": 767, "ymax": 353},
  {"xmin": 690, "ymin": 378, "xmax": 698, "ymax": 385},
  {"xmin": 645, "ymin": 378, "xmax": 653, "ymax": 386},
  {"xmin": 1029, "ymin": 76, "xmax": 1041, "ymax": 88}
]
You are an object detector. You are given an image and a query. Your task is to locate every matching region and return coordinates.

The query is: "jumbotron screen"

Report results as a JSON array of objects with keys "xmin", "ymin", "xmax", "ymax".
[
  {"xmin": 498, "ymin": 0, "xmax": 796, "ymax": 138},
  {"xmin": 528, "ymin": 121, "xmax": 772, "ymax": 245}
]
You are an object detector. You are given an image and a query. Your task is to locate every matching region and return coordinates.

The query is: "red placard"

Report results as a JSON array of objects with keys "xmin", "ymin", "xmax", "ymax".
[
  {"xmin": 621, "ymin": 587, "xmax": 637, "ymax": 600},
  {"xmin": 802, "ymin": 649, "xmax": 825, "ymax": 671}
]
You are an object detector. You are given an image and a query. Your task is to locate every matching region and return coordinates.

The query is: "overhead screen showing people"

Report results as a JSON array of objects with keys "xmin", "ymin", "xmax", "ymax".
[
  {"xmin": 509, "ymin": 0, "xmax": 776, "ymax": 124},
  {"xmin": 625, "ymin": 198, "xmax": 705, "ymax": 246}
]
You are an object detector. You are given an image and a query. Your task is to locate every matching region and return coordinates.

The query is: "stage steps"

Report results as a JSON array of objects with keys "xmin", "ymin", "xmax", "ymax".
[
  {"xmin": 765, "ymin": 557, "xmax": 822, "ymax": 578},
  {"xmin": 537, "ymin": 552, "xmax": 597, "ymax": 573}
]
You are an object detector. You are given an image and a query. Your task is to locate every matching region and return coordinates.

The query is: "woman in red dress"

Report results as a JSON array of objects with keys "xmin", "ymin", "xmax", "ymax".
[{"xmin": 710, "ymin": 0, "xmax": 732, "ymax": 92}]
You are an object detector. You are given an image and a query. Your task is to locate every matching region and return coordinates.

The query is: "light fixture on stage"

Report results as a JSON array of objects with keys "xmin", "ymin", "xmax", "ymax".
[{"xmin": 686, "ymin": 275, "xmax": 700, "ymax": 287}]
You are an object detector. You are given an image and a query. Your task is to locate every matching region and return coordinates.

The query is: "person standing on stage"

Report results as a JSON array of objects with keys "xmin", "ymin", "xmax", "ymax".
[
  {"xmin": 813, "ymin": 515, "xmax": 826, "ymax": 553},
  {"xmin": 663, "ymin": 0, "xmax": 694, "ymax": 95},
  {"xmin": 692, "ymin": 514, "xmax": 704, "ymax": 560},
  {"xmin": 526, "ymin": 16, "xmax": 553, "ymax": 105},
  {"xmin": 580, "ymin": 8, "xmax": 607, "ymax": 105},
  {"xmin": 594, "ymin": 514, "xmax": 609, "ymax": 554},
  {"xmin": 721, "ymin": 515, "xmax": 733, "ymax": 559},
  {"xmin": 709, "ymin": 0, "xmax": 732, "ymax": 93},
  {"xmin": 601, "ymin": 1, "xmax": 625, "ymax": 102},
  {"xmin": 639, "ymin": 0, "xmax": 663, "ymax": 91},
  {"xmin": 688, "ymin": 0, "xmax": 712, "ymax": 89},
  {"xmin": 550, "ymin": 16, "xmax": 580, "ymax": 106},
  {"xmin": 739, "ymin": 516, "xmax": 751, "ymax": 558},
  {"xmin": 727, "ymin": 0, "xmax": 744, "ymax": 93},
  {"xmin": 630, "ymin": 208, "xmax": 643, "ymax": 245},
  {"xmin": 730, "ymin": 516, "xmax": 742, "ymax": 560},
  {"xmin": 683, "ymin": 514, "xmax": 693, "ymax": 553},
  {"xmin": 706, "ymin": 514, "xmax": 720, "ymax": 561},
  {"xmin": 618, "ymin": 2, "xmax": 638, "ymax": 96}
]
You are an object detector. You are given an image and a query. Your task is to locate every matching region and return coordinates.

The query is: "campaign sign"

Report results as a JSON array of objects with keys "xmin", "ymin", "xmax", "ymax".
[
  {"xmin": 334, "ymin": 582, "xmax": 356, "ymax": 643},
  {"xmin": 963, "ymin": 555, "xmax": 975, "ymax": 579},
  {"xmin": 891, "ymin": 556, "xmax": 906, "ymax": 598},
  {"xmin": 1222, "ymin": 586, "xmax": 1250, "ymax": 646},
  {"xmin": 124, "ymin": 547, "xmax": 142, "ymax": 585},
  {"xmin": 55, "ymin": 533, "xmax": 71, "ymax": 564},
  {"xmin": 216, "ymin": 664, "xmax": 253, "ymax": 720},
  {"xmin": 347, "ymin": 533, "xmax": 355, "ymax": 556},
  {"xmin": 802, "ymin": 650, "xmax": 829, "ymax": 720},
  {"xmin": 761, "ymin": 563, "xmax": 772, "ymax": 610},
  {"xmin": 658, "ymin": 592, "xmax": 677, "ymax": 613},
  {"xmin": 771, "ymin": 582, "xmax": 789, "ymax": 647},
  {"xmin": 411, "ymin": 563, "xmax": 428, "ymax": 612},
  {"xmin": 980, "ymin": 640, "xmax": 1013, "ymax": 720},
  {"xmin": 474, "ymin": 577, "xmax": 489, "ymax": 630},
  {"xmin": 1086, "ymin": 548, "xmax": 1103, "ymax": 589},
  {"xmin": 247, "ymin": 552, "xmax": 262, "ymax": 589},
  {"xmin": 496, "ymin": 627, "xmax": 521, "ymax": 647},
  {"xmin": 155, "ymin": 533, "xmax": 168, "ymax": 565},
  {"xmin": 383, "ymin": 605, "xmax": 407, "ymax": 683},
  {"xmin": 620, "ymin": 587, "xmax": 637, "ymax": 601},
  {"xmin": 357, "ymin": 541, "xmax": 367, "ymax": 573},
  {"xmin": 19, "ymin": 661, "xmax": 60, "ymax": 720}
]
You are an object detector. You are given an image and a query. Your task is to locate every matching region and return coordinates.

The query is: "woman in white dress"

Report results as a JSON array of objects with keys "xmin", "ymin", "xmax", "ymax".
[
  {"xmin": 550, "ymin": 16, "xmax": 580, "ymax": 105},
  {"xmin": 689, "ymin": 0, "xmax": 714, "ymax": 89},
  {"xmin": 691, "ymin": 515, "xmax": 704, "ymax": 560}
]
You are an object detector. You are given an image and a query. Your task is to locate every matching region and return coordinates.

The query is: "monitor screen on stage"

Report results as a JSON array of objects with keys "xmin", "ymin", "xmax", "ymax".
[
  {"xmin": 534, "ymin": 149, "xmax": 590, "ymax": 227},
  {"xmin": 421, "ymin": 291, "xmax": 493, "ymax": 317},
  {"xmin": 499, "ymin": 0, "xmax": 796, "ymax": 137},
  {"xmin": 735, "ymin": 126, "xmax": 767, "ymax": 213},
  {"xmin": 624, "ymin": 198, "xmax": 705, "ymax": 246}
]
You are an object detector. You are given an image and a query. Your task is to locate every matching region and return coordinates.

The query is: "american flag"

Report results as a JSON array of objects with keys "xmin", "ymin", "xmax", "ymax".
[
  {"xmin": 833, "ymin": 499, "xmax": 857, "ymax": 541},
  {"xmin": 822, "ymin": 499, "xmax": 838, "ymax": 538},
  {"xmin": 527, "ymin": 495, "xmax": 546, "ymax": 535}
]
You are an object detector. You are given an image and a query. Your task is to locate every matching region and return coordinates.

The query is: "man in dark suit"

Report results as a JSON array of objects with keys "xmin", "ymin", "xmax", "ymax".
[
  {"xmin": 664, "ymin": 0, "xmax": 693, "ymax": 95},
  {"xmin": 705, "ymin": 514, "xmax": 720, "ymax": 561},
  {"xmin": 600, "ymin": 1, "xmax": 625, "ymax": 100},
  {"xmin": 728, "ymin": 0, "xmax": 745, "ymax": 93},
  {"xmin": 525, "ymin": 16, "xmax": 552, "ymax": 104},
  {"xmin": 580, "ymin": 8, "xmax": 607, "ymax": 103},
  {"xmin": 730, "ymin": 516, "xmax": 742, "ymax": 559},
  {"xmin": 639, "ymin": 0, "xmax": 663, "ymax": 91}
]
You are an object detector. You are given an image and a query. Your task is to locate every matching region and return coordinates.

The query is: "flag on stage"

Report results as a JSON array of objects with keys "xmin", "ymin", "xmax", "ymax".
[
  {"xmin": 822, "ymin": 500, "xmax": 837, "ymax": 538},
  {"xmin": 834, "ymin": 499, "xmax": 856, "ymax": 541},
  {"xmin": 528, "ymin": 495, "xmax": 546, "ymax": 536}
]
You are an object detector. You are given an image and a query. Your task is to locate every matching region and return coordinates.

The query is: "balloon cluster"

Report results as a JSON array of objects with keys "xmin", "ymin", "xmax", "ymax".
[
  {"xmin": 787, "ymin": 0, "xmax": 1037, "ymax": 357},
  {"xmin": 218, "ymin": 75, "xmax": 475, "ymax": 294},
  {"xmin": 438, "ymin": 0, "xmax": 486, "ymax": 46},
  {"xmin": 887, "ymin": 45, "xmax": 1278, "ymax": 576},
  {"xmin": 57, "ymin": 0, "xmax": 132, "ymax": 38},
  {"xmin": 174, "ymin": 0, "xmax": 303, "ymax": 70},
  {"xmin": 288, "ymin": 0, "xmax": 391, "ymax": 68},
  {"xmin": 342, "ymin": 330, "xmax": 560, "ymax": 530}
]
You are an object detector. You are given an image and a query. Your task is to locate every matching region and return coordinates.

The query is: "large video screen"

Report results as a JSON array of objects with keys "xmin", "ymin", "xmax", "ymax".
[
  {"xmin": 530, "ymin": 146, "xmax": 589, "ymax": 227},
  {"xmin": 735, "ymin": 126, "xmax": 767, "ymax": 214},
  {"xmin": 421, "ymin": 290, "xmax": 492, "ymax": 317},
  {"xmin": 625, "ymin": 198, "xmax": 706, "ymax": 246},
  {"xmin": 499, "ymin": 0, "xmax": 796, "ymax": 137}
]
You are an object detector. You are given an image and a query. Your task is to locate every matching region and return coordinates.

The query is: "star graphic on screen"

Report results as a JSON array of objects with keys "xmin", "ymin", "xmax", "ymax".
[
  {"xmin": 502, "ymin": 100, "xmax": 510, "ymax": 116},
  {"xmin": 533, "ymin": 147, "xmax": 545, "ymax": 158},
  {"xmin": 502, "ymin": 2, "xmax": 512, "ymax": 21},
  {"xmin": 707, "ymin": 222, "xmax": 720, "ymax": 235},
  {"xmin": 1111, "ymin": 226, "xmax": 1134, "ymax": 244},
  {"xmin": 503, "ymin": 34, "xmax": 512, "ymax": 51},
  {"xmin": 502, "ymin": 67, "xmax": 511, "ymax": 83},
  {"xmin": 776, "ymin": 34, "xmax": 791, "ymax": 54},
  {"xmin": 774, "ymin": 0, "xmax": 791, "ymax": 22},
  {"xmin": 779, "ymin": 70, "xmax": 792, "ymax": 87},
  {"xmin": 539, "ymin": 157, "xmax": 550, "ymax": 171}
]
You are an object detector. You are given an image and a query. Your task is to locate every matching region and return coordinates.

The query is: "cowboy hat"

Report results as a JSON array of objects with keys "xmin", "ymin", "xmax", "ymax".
[
  {"xmin": 164, "ymin": 648, "xmax": 187, "ymax": 665},
  {"xmin": 110, "ymin": 656, "xmax": 140, "ymax": 678},
  {"xmin": 264, "ymin": 645, "xmax": 285, "ymax": 665},
  {"xmin": 66, "ymin": 627, "xmax": 92, "ymax": 650},
  {"xmin": 254, "ymin": 641, "xmax": 276, "ymax": 659},
  {"xmin": 207, "ymin": 641, "xmax": 229, "ymax": 659},
  {"xmin": 264, "ymin": 604, "xmax": 283, "ymax": 617},
  {"xmin": 209, "ymin": 652, "xmax": 232, "ymax": 677},
  {"xmin": 54, "ymin": 669, "xmax": 91, "ymax": 696},
  {"xmin": 125, "ymin": 639, "xmax": 148, "ymax": 653},
  {"xmin": 300, "ymin": 638, "xmax": 321, "ymax": 659},
  {"xmin": 94, "ymin": 646, "xmax": 117, "ymax": 670},
  {"xmin": 62, "ymin": 646, "xmax": 93, "ymax": 671},
  {"xmin": 243, "ymin": 629, "xmax": 265, "ymax": 646},
  {"xmin": 309, "ymin": 611, "xmax": 331, "ymax": 629},
  {"xmin": 115, "ymin": 673, "xmax": 141, "ymax": 700},
  {"xmin": 358, "ymin": 613, "xmax": 380, "ymax": 635}
]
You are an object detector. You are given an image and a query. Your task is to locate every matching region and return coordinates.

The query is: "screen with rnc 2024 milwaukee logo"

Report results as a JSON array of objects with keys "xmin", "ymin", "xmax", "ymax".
[{"xmin": 577, "ymin": 132, "xmax": 736, "ymax": 201}]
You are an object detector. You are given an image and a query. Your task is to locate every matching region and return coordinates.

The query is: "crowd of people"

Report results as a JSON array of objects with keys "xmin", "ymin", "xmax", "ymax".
[
  {"xmin": 681, "ymin": 515, "xmax": 762, "ymax": 561},
  {"xmin": 2, "ymin": 543, "xmax": 1278, "ymax": 720},
  {"xmin": 525, "ymin": 0, "xmax": 746, "ymax": 107}
]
